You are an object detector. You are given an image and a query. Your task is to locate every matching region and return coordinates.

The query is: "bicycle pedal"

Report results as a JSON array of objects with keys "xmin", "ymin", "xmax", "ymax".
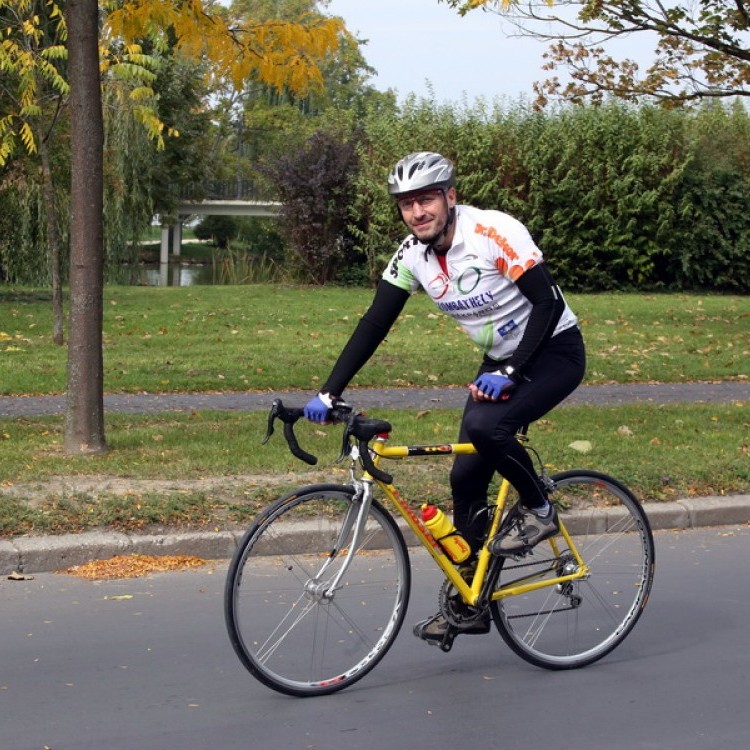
[
  {"xmin": 438, "ymin": 629, "xmax": 457, "ymax": 652},
  {"xmin": 413, "ymin": 619, "xmax": 458, "ymax": 652}
]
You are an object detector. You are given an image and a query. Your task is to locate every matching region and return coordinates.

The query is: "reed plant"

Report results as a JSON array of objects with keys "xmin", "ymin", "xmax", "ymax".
[{"xmin": 211, "ymin": 250, "xmax": 284, "ymax": 285}]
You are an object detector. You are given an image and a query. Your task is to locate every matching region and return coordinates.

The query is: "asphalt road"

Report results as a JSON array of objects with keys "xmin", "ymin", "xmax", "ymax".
[
  {"xmin": 1, "ymin": 380, "xmax": 749, "ymax": 417},
  {"xmin": 3, "ymin": 525, "xmax": 750, "ymax": 750}
]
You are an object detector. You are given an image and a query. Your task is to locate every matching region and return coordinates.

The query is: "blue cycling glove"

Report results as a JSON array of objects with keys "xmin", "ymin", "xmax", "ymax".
[
  {"xmin": 304, "ymin": 392, "xmax": 336, "ymax": 423},
  {"xmin": 472, "ymin": 371, "xmax": 515, "ymax": 400}
]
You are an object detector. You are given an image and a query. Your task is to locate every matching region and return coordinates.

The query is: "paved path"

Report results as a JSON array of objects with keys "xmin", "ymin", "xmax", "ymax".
[
  {"xmin": 1, "ymin": 380, "xmax": 749, "ymax": 416},
  {"xmin": 4, "ymin": 529, "xmax": 750, "ymax": 750}
]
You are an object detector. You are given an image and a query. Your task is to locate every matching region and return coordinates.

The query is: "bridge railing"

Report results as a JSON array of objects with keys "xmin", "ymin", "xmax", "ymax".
[{"xmin": 179, "ymin": 179, "xmax": 278, "ymax": 202}]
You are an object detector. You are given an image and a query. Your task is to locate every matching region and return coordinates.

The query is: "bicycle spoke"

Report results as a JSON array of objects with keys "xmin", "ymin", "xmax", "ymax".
[
  {"xmin": 225, "ymin": 485, "xmax": 410, "ymax": 696},
  {"xmin": 257, "ymin": 594, "xmax": 317, "ymax": 664},
  {"xmin": 493, "ymin": 470, "xmax": 654, "ymax": 670}
]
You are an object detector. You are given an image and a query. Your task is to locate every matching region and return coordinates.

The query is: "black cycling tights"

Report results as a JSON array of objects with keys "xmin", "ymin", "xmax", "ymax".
[{"xmin": 450, "ymin": 327, "xmax": 586, "ymax": 553}]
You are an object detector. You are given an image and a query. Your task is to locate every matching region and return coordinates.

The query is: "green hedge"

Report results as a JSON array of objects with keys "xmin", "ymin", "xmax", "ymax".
[
  {"xmin": 4, "ymin": 96, "xmax": 750, "ymax": 292},
  {"xmin": 352, "ymin": 99, "xmax": 750, "ymax": 293}
]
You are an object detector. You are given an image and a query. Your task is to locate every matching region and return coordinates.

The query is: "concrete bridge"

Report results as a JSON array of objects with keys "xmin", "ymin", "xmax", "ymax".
[{"xmin": 158, "ymin": 180, "xmax": 281, "ymax": 262}]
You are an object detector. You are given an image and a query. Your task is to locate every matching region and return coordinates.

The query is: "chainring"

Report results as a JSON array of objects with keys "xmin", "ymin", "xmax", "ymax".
[{"xmin": 438, "ymin": 576, "xmax": 488, "ymax": 628}]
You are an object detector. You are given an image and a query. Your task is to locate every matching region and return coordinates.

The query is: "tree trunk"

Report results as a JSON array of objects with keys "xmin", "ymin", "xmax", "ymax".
[
  {"xmin": 38, "ymin": 135, "xmax": 65, "ymax": 346},
  {"xmin": 64, "ymin": 0, "xmax": 107, "ymax": 455}
]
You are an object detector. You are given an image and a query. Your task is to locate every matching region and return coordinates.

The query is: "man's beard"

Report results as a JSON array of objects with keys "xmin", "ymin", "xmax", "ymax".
[
  {"xmin": 417, "ymin": 206, "xmax": 456, "ymax": 249},
  {"xmin": 417, "ymin": 224, "xmax": 445, "ymax": 245},
  {"xmin": 414, "ymin": 217, "xmax": 448, "ymax": 246}
]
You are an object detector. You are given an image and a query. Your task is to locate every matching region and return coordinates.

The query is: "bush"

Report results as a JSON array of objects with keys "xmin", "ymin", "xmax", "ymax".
[
  {"xmin": 193, "ymin": 215, "xmax": 238, "ymax": 249},
  {"xmin": 234, "ymin": 217, "xmax": 286, "ymax": 261},
  {"xmin": 261, "ymin": 129, "xmax": 359, "ymax": 284},
  {"xmin": 352, "ymin": 98, "xmax": 750, "ymax": 293},
  {"xmin": 672, "ymin": 167, "xmax": 750, "ymax": 291}
]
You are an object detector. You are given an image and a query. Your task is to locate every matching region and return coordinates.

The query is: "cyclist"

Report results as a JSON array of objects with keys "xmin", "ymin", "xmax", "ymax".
[{"xmin": 304, "ymin": 152, "xmax": 586, "ymax": 644}]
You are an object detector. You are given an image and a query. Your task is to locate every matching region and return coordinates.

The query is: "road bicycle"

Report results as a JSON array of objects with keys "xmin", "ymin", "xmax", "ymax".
[{"xmin": 224, "ymin": 399, "xmax": 655, "ymax": 697}]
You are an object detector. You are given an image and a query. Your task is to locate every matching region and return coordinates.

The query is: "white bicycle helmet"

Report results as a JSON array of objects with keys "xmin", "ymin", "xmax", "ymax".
[{"xmin": 388, "ymin": 152, "xmax": 455, "ymax": 197}]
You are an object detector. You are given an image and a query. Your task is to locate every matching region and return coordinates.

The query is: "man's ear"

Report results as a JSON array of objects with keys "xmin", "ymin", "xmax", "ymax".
[{"xmin": 446, "ymin": 186, "xmax": 457, "ymax": 208}]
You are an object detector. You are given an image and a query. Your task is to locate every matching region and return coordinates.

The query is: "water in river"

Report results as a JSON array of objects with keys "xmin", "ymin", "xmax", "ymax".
[{"xmin": 114, "ymin": 262, "xmax": 215, "ymax": 287}]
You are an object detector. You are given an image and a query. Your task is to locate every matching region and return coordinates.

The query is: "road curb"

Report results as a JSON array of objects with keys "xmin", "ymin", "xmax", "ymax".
[
  {"xmin": 2, "ymin": 494, "xmax": 749, "ymax": 575},
  {"xmin": 0, "ymin": 530, "xmax": 241, "ymax": 576}
]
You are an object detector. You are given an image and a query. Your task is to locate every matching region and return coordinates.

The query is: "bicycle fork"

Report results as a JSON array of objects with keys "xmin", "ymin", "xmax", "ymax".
[{"xmin": 306, "ymin": 478, "xmax": 374, "ymax": 601}]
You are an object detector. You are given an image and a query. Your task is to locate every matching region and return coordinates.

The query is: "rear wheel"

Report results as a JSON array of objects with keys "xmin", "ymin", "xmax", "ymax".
[
  {"xmin": 491, "ymin": 470, "xmax": 654, "ymax": 669},
  {"xmin": 225, "ymin": 484, "xmax": 411, "ymax": 696}
]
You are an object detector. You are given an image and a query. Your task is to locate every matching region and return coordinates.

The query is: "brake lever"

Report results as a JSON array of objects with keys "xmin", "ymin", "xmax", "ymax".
[
  {"xmin": 334, "ymin": 410, "xmax": 392, "ymax": 483},
  {"xmin": 262, "ymin": 398, "xmax": 318, "ymax": 465},
  {"xmin": 261, "ymin": 399, "xmax": 281, "ymax": 445},
  {"xmin": 358, "ymin": 439, "xmax": 393, "ymax": 484},
  {"xmin": 336, "ymin": 417, "xmax": 353, "ymax": 464}
]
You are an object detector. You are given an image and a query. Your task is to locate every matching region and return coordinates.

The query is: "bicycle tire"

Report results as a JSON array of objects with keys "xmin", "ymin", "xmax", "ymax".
[
  {"xmin": 491, "ymin": 470, "xmax": 655, "ymax": 670},
  {"xmin": 224, "ymin": 483, "xmax": 411, "ymax": 696}
]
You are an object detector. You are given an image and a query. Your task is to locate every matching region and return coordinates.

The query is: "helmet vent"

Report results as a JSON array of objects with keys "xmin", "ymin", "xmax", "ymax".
[{"xmin": 387, "ymin": 152, "xmax": 455, "ymax": 197}]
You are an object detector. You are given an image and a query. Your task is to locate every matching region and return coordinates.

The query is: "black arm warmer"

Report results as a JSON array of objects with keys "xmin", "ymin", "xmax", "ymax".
[
  {"xmin": 505, "ymin": 262, "xmax": 566, "ymax": 376},
  {"xmin": 321, "ymin": 280, "xmax": 410, "ymax": 397}
]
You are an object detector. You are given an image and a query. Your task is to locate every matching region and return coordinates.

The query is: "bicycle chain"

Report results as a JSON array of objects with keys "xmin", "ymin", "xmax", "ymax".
[
  {"xmin": 438, "ymin": 544, "xmax": 574, "ymax": 627},
  {"xmin": 503, "ymin": 555, "xmax": 558, "ymax": 571}
]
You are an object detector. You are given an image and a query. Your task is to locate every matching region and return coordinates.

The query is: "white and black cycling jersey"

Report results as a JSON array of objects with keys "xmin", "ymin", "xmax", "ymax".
[{"xmin": 382, "ymin": 205, "xmax": 577, "ymax": 361}]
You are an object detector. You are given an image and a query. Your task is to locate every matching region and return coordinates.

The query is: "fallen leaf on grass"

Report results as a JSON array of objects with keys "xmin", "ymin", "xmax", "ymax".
[{"xmin": 568, "ymin": 440, "xmax": 592, "ymax": 454}]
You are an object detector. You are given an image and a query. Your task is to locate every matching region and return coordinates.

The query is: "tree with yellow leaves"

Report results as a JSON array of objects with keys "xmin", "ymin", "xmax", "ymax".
[
  {"xmin": 1, "ymin": 0, "xmax": 165, "ymax": 345},
  {"xmin": 1, "ymin": 0, "xmax": 70, "ymax": 343},
  {"xmin": 0, "ymin": 0, "xmax": 344, "ymax": 453}
]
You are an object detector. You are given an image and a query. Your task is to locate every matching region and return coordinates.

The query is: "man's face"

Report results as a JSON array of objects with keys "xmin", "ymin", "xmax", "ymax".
[{"xmin": 396, "ymin": 187, "xmax": 456, "ymax": 245}]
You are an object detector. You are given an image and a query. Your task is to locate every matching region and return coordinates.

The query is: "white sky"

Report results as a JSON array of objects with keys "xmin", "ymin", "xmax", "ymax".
[
  {"xmin": 326, "ymin": 0, "xmax": 660, "ymax": 105},
  {"xmin": 326, "ymin": 0, "xmax": 565, "ymax": 104}
]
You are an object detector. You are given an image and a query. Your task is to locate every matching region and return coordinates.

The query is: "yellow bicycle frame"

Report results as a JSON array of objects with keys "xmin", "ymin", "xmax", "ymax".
[{"xmin": 369, "ymin": 436, "xmax": 589, "ymax": 608}]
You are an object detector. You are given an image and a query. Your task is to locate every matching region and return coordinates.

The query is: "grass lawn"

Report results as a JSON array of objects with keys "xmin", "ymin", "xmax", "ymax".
[
  {"xmin": 1, "ymin": 286, "xmax": 748, "ymax": 395},
  {"xmin": 0, "ymin": 285, "xmax": 748, "ymax": 537}
]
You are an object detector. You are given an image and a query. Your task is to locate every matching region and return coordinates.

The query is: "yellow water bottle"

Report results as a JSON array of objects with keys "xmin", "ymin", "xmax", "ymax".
[{"xmin": 421, "ymin": 504, "xmax": 471, "ymax": 563}]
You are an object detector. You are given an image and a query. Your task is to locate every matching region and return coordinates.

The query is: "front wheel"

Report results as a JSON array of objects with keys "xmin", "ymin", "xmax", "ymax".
[
  {"xmin": 224, "ymin": 484, "xmax": 411, "ymax": 696},
  {"xmin": 491, "ymin": 470, "xmax": 655, "ymax": 670}
]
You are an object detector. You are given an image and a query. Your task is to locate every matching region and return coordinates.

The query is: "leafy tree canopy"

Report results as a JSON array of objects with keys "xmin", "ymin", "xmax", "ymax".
[
  {"xmin": 105, "ymin": 0, "xmax": 344, "ymax": 92},
  {"xmin": 0, "ymin": 0, "xmax": 345, "ymax": 163},
  {"xmin": 442, "ymin": 0, "xmax": 750, "ymax": 105}
]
